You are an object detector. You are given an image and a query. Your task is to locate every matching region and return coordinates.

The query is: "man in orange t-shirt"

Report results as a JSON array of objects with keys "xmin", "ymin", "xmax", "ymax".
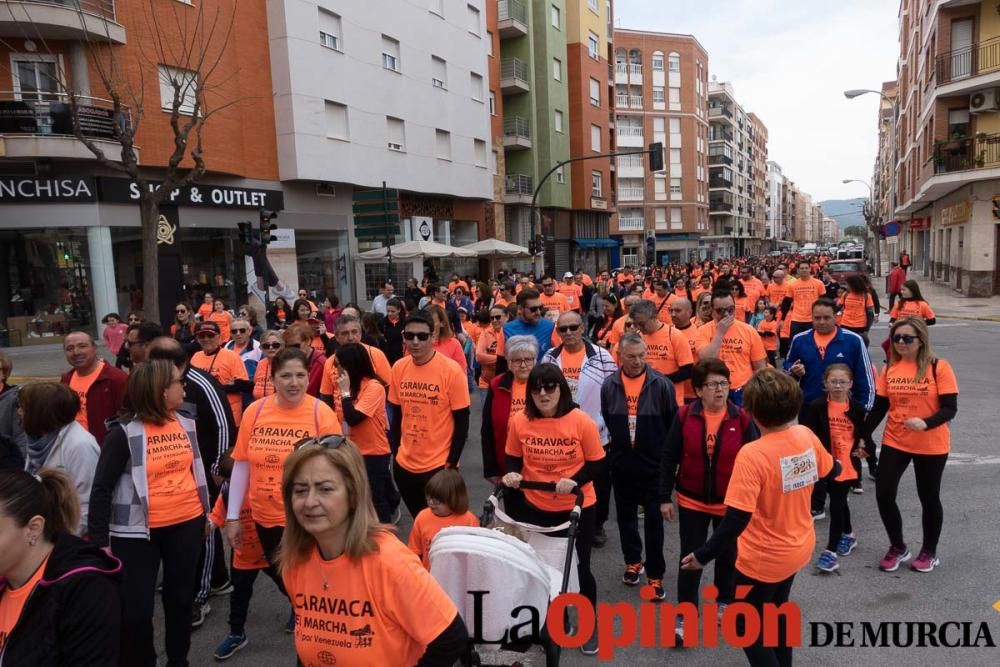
[
  {"xmin": 388, "ymin": 312, "xmax": 470, "ymax": 517},
  {"xmin": 696, "ymin": 292, "xmax": 767, "ymax": 405},
  {"xmin": 558, "ymin": 272, "xmax": 584, "ymax": 312},
  {"xmin": 783, "ymin": 263, "xmax": 827, "ymax": 339},
  {"xmin": 669, "ymin": 298, "xmax": 701, "ymax": 402},
  {"xmin": 630, "ymin": 299, "xmax": 693, "ymax": 404},
  {"xmin": 539, "ymin": 276, "xmax": 570, "ymax": 316},
  {"xmin": 318, "ymin": 315, "xmax": 391, "ymax": 411},
  {"xmin": 191, "ymin": 322, "xmax": 250, "ymax": 423}
]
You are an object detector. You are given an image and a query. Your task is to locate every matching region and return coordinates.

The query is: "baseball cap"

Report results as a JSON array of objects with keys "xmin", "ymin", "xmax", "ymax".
[
  {"xmin": 563, "ymin": 271, "xmax": 574, "ymax": 279},
  {"xmin": 196, "ymin": 322, "xmax": 220, "ymax": 337}
]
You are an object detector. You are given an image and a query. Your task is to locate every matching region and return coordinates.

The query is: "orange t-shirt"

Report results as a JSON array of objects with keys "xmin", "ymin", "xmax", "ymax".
[
  {"xmin": 407, "ymin": 508, "xmax": 480, "ymax": 569},
  {"xmin": 734, "ymin": 296, "xmax": 750, "ymax": 323},
  {"xmin": 839, "ymin": 292, "xmax": 873, "ymax": 329},
  {"xmin": 695, "ymin": 320, "xmax": 767, "ymax": 390},
  {"xmin": 336, "ymin": 378, "xmax": 389, "ymax": 456},
  {"xmin": 813, "ymin": 330, "xmax": 837, "ymax": 360},
  {"xmin": 197, "ymin": 303, "xmax": 214, "ymax": 320},
  {"xmin": 232, "ymin": 396, "xmax": 342, "ymax": 527},
  {"xmin": 756, "ymin": 319, "xmax": 779, "ymax": 353},
  {"xmin": 208, "ymin": 311, "xmax": 232, "ymax": 343},
  {"xmin": 68, "ymin": 361, "xmax": 104, "ymax": 433},
  {"xmin": 606, "ymin": 314, "xmax": 630, "ymax": 350},
  {"xmin": 643, "ymin": 324, "xmax": 694, "ymax": 404},
  {"xmin": 476, "ymin": 327, "xmax": 503, "ymax": 389},
  {"xmin": 559, "ymin": 282, "xmax": 584, "ymax": 311},
  {"xmin": 388, "ymin": 353, "xmax": 471, "ymax": 473},
  {"xmin": 320, "ymin": 344, "xmax": 392, "ymax": 398},
  {"xmin": 539, "ymin": 291, "xmax": 570, "ymax": 315},
  {"xmin": 741, "ymin": 279, "xmax": 764, "ymax": 306},
  {"xmin": 827, "ymin": 400, "xmax": 858, "ymax": 482},
  {"xmin": 191, "ymin": 348, "xmax": 249, "ymax": 423},
  {"xmin": 622, "ymin": 371, "xmax": 644, "ymax": 445},
  {"xmin": 677, "ymin": 407, "xmax": 728, "ymax": 516},
  {"xmin": 559, "ymin": 346, "xmax": 586, "ymax": 399},
  {"xmin": 889, "ymin": 300, "xmax": 935, "ymax": 322},
  {"xmin": 252, "ymin": 357, "xmax": 274, "ymax": 400},
  {"xmin": 210, "ymin": 494, "xmax": 267, "ymax": 570},
  {"xmin": 509, "ymin": 378, "xmax": 528, "ymax": 420},
  {"xmin": 652, "ymin": 295, "xmax": 675, "ymax": 324},
  {"xmin": 724, "ymin": 425, "xmax": 833, "ymax": 583},
  {"xmin": 0, "ymin": 552, "xmax": 51, "ymax": 653},
  {"xmin": 780, "ymin": 315, "xmax": 792, "ymax": 339},
  {"xmin": 283, "ymin": 534, "xmax": 458, "ymax": 667},
  {"xmin": 875, "ymin": 359, "xmax": 958, "ymax": 455},
  {"xmin": 788, "ymin": 278, "xmax": 826, "ymax": 323},
  {"xmin": 144, "ymin": 419, "xmax": 204, "ymax": 529},
  {"xmin": 674, "ymin": 324, "xmax": 700, "ymax": 399},
  {"xmin": 766, "ymin": 282, "xmax": 791, "ymax": 307},
  {"xmin": 505, "ymin": 409, "xmax": 605, "ymax": 512}
]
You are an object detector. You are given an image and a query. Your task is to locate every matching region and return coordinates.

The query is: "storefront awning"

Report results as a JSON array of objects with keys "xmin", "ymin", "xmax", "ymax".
[{"xmin": 574, "ymin": 238, "xmax": 619, "ymax": 249}]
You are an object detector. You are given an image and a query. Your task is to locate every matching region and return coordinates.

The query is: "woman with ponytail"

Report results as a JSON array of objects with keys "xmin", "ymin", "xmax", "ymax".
[{"xmin": 0, "ymin": 468, "xmax": 122, "ymax": 665}]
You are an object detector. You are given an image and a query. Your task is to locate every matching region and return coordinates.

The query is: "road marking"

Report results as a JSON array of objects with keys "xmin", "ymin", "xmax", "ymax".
[{"xmin": 946, "ymin": 452, "xmax": 1000, "ymax": 466}]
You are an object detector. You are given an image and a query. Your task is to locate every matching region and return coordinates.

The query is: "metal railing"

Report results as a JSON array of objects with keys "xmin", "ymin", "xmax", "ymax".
[
  {"xmin": 629, "ymin": 95, "xmax": 643, "ymax": 108},
  {"xmin": 933, "ymin": 132, "xmax": 1000, "ymax": 173},
  {"xmin": 615, "ymin": 62, "xmax": 642, "ymax": 76},
  {"xmin": 709, "ymin": 105, "xmax": 733, "ymax": 119},
  {"xmin": 7, "ymin": 0, "xmax": 116, "ymax": 20},
  {"xmin": 708, "ymin": 153, "xmax": 733, "ymax": 165},
  {"xmin": 505, "ymin": 174, "xmax": 533, "ymax": 195},
  {"xmin": 709, "ymin": 177, "xmax": 732, "ymax": 189},
  {"xmin": 618, "ymin": 187, "xmax": 644, "ymax": 200},
  {"xmin": 615, "ymin": 93, "xmax": 628, "ymax": 108},
  {"xmin": 0, "ymin": 91, "xmax": 127, "ymax": 138},
  {"xmin": 618, "ymin": 217, "xmax": 644, "ymax": 231},
  {"xmin": 617, "ymin": 153, "xmax": 644, "ymax": 170},
  {"xmin": 709, "ymin": 200, "xmax": 733, "ymax": 212},
  {"xmin": 497, "ymin": 0, "xmax": 526, "ymax": 25},
  {"xmin": 500, "ymin": 58, "xmax": 529, "ymax": 83},
  {"xmin": 503, "ymin": 116, "xmax": 530, "ymax": 139},
  {"xmin": 709, "ymin": 129, "xmax": 733, "ymax": 142},
  {"xmin": 936, "ymin": 36, "xmax": 1000, "ymax": 85},
  {"xmin": 616, "ymin": 125, "xmax": 643, "ymax": 137}
]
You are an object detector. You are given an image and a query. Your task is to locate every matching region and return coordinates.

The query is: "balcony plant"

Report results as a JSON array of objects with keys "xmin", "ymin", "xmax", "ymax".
[{"xmin": 975, "ymin": 151, "xmax": 986, "ymax": 168}]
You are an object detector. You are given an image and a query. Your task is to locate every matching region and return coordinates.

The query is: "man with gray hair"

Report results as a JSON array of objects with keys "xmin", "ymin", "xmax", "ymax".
[
  {"xmin": 668, "ymin": 298, "xmax": 700, "ymax": 404},
  {"xmin": 600, "ymin": 333, "xmax": 677, "ymax": 600}
]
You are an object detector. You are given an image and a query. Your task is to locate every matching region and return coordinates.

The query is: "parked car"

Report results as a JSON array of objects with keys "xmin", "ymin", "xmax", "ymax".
[{"xmin": 827, "ymin": 259, "xmax": 868, "ymax": 285}]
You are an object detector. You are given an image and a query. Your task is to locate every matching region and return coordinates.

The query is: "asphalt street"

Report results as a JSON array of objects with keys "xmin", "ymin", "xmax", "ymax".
[{"xmin": 166, "ymin": 319, "xmax": 1000, "ymax": 666}]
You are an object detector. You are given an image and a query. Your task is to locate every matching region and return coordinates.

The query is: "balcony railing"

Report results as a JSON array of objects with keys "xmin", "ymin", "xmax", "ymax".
[
  {"xmin": 936, "ymin": 36, "xmax": 1000, "ymax": 85},
  {"xmin": 505, "ymin": 174, "xmax": 533, "ymax": 195},
  {"xmin": 933, "ymin": 132, "xmax": 1000, "ymax": 173},
  {"xmin": 709, "ymin": 201, "xmax": 733, "ymax": 213},
  {"xmin": 709, "ymin": 105, "xmax": 733, "ymax": 119},
  {"xmin": 708, "ymin": 153, "xmax": 733, "ymax": 165},
  {"xmin": 616, "ymin": 125, "xmax": 643, "ymax": 138},
  {"xmin": 500, "ymin": 58, "xmax": 529, "ymax": 84},
  {"xmin": 618, "ymin": 217, "xmax": 644, "ymax": 231},
  {"xmin": 11, "ymin": 0, "xmax": 117, "ymax": 20},
  {"xmin": 615, "ymin": 62, "xmax": 642, "ymax": 76},
  {"xmin": 497, "ymin": 0, "xmax": 527, "ymax": 25},
  {"xmin": 709, "ymin": 130, "xmax": 733, "ymax": 142},
  {"xmin": 615, "ymin": 93, "xmax": 628, "ymax": 108},
  {"xmin": 617, "ymin": 154, "xmax": 644, "ymax": 170},
  {"xmin": 709, "ymin": 177, "xmax": 733, "ymax": 189},
  {"xmin": 0, "ymin": 91, "xmax": 127, "ymax": 140},
  {"xmin": 629, "ymin": 95, "xmax": 643, "ymax": 108},
  {"xmin": 503, "ymin": 116, "xmax": 530, "ymax": 140},
  {"xmin": 618, "ymin": 187, "xmax": 644, "ymax": 200}
]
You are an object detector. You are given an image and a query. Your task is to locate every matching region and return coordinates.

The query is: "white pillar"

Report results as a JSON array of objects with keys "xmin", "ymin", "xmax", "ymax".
[
  {"xmin": 87, "ymin": 226, "xmax": 117, "ymax": 341},
  {"xmin": 69, "ymin": 43, "xmax": 90, "ymax": 95}
]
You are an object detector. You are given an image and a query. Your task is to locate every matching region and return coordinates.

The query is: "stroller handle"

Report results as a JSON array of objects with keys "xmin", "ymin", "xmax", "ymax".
[{"xmin": 498, "ymin": 480, "xmax": 585, "ymax": 508}]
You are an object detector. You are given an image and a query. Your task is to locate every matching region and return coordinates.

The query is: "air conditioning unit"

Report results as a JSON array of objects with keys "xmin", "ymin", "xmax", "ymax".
[
  {"xmin": 315, "ymin": 182, "xmax": 336, "ymax": 197},
  {"xmin": 970, "ymin": 89, "xmax": 999, "ymax": 113}
]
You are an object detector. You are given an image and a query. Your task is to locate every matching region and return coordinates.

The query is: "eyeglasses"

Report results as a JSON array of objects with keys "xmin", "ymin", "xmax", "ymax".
[
  {"xmin": 531, "ymin": 381, "xmax": 560, "ymax": 395},
  {"xmin": 238, "ymin": 311, "xmax": 249, "ymax": 317},
  {"xmin": 490, "ymin": 315, "xmax": 504, "ymax": 321},
  {"xmin": 892, "ymin": 334, "xmax": 918, "ymax": 344},
  {"xmin": 231, "ymin": 328, "xmax": 249, "ymax": 334},
  {"xmin": 197, "ymin": 332, "xmax": 218, "ymax": 339},
  {"xmin": 509, "ymin": 357, "xmax": 534, "ymax": 366},
  {"xmin": 260, "ymin": 342, "xmax": 282, "ymax": 350},
  {"xmin": 701, "ymin": 381, "xmax": 730, "ymax": 390},
  {"xmin": 826, "ymin": 379, "xmax": 851, "ymax": 386},
  {"xmin": 402, "ymin": 331, "xmax": 432, "ymax": 341},
  {"xmin": 557, "ymin": 324, "xmax": 581, "ymax": 334},
  {"xmin": 175, "ymin": 309, "xmax": 187, "ymax": 314},
  {"xmin": 297, "ymin": 434, "xmax": 347, "ymax": 450}
]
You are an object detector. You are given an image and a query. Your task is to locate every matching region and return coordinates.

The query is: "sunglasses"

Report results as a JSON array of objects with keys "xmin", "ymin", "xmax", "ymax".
[
  {"xmin": 491, "ymin": 315, "xmax": 504, "ymax": 321},
  {"xmin": 557, "ymin": 324, "xmax": 581, "ymax": 334},
  {"xmin": 297, "ymin": 433, "xmax": 347, "ymax": 450},
  {"xmin": 231, "ymin": 328, "xmax": 249, "ymax": 334},
  {"xmin": 402, "ymin": 331, "xmax": 431, "ymax": 341},
  {"xmin": 238, "ymin": 311, "xmax": 249, "ymax": 317},
  {"xmin": 526, "ymin": 305, "xmax": 542, "ymax": 313},
  {"xmin": 714, "ymin": 306, "xmax": 736, "ymax": 315},
  {"xmin": 531, "ymin": 381, "xmax": 560, "ymax": 395},
  {"xmin": 892, "ymin": 334, "xmax": 918, "ymax": 344},
  {"xmin": 175, "ymin": 309, "xmax": 187, "ymax": 314},
  {"xmin": 260, "ymin": 342, "xmax": 283, "ymax": 350}
]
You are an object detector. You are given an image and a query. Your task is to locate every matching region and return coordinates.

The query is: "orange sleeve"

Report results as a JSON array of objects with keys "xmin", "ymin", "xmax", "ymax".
[
  {"xmin": 388, "ymin": 361, "xmax": 402, "ymax": 404},
  {"xmin": 723, "ymin": 448, "xmax": 763, "ymax": 513},
  {"xmin": 889, "ymin": 303, "xmax": 900, "ymax": 319},
  {"xmin": 319, "ymin": 356, "xmax": 336, "ymax": 395},
  {"xmin": 672, "ymin": 328, "xmax": 694, "ymax": 367},
  {"xmin": 209, "ymin": 496, "xmax": 226, "ymax": 528},
  {"xmin": 578, "ymin": 412, "xmax": 605, "ymax": 461},
  {"xmin": 875, "ymin": 365, "xmax": 888, "ymax": 397},
  {"xmin": 505, "ymin": 415, "xmax": 523, "ymax": 457},
  {"xmin": 354, "ymin": 380, "xmax": 384, "ymax": 418},
  {"xmin": 935, "ymin": 359, "xmax": 959, "ymax": 394},
  {"xmin": 447, "ymin": 363, "xmax": 471, "ymax": 410},
  {"xmin": 317, "ymin": 401, "xmax": 344, "ymax": 435},
  {"xmin": 747, "ymin": 327, "xmax": 767, "ymax": 362},
  {"xmin": 921, "ymin": 302, "xmax": 936, "ymax": 320},
  {"xmin": 379, "ymin": 544, "xmax": 459, "ymax": 646},
  {"xmin": 866, "ymin": 294, "xmax": 874, "ymax": 308},
  {"xmin": 373, "ymin": 349, "xmax": 393, "ymax": 384}
]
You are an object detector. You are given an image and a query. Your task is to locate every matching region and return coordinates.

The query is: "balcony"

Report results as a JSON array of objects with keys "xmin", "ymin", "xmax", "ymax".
[
  {"xmin": 709, "ymin": 105, "xmax": 733, "ymax": 121},
  {"xmin": 615, "ymin": 93, "xmax": 628, "ymax": 108},
  {"xmin": 0, "ymin": 91, "xmax": 134, "ymax": 161},
  {"xmin": 615, "ymin": 62, "xmax": 642, "ymax": 85},
  {"xmin": 708, "ymin": 129, "xmax": 733, "ymax": 143},
  {"xmin": 503, "ymin": 116, "xmax": 530, "ymax": 150},
  {"xmin": 504, "ymin": 174, "xmax": 533, "ymax": 204},
  {"xmin": 933, "ymin": 132, "xmax": 1000, "ymax": 174},
  {"xmin": 497, "ymin": 0, "xmax": 527, "ymax": 39},
  {"xmin": 708, "ymin": 153, "xmax": 733, "ymax": 166},
  {"xmin": 500, "ymin": 58, "xmax": 530, "ymax": 94},
  {"xmin": 709, "ymin": 176, "xmax": 732, "ymax": 189},
  {"xmin": 615, "ymin": 124, "xmax": 644, "ymax": 147},
  {"xmin": 936, "ymin": 36, "xmax": 1000, "ymax": 87},
  {"xmin": 616, "ymin": 153, "xmax": 644, "ymax": 178},
  {"xmin": 618, "ymin": 186, "xmax": 644, "ymax": 201},
  {"xmin": 0, "ymin": 1, "xmax": 125, "ymax": 44},
  {"xmin": 618, "ymin": 216, "xmax": 644, "ymax": 231}
]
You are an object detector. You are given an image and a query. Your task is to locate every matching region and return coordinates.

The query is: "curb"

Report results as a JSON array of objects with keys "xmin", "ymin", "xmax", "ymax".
[
  {"xmin": 937, "ymin": 315, "xmax": 1000, "ymax": 323},
  {"xmin": 8, "ymin": 376, "xmax": 61, "ymax": 384}
]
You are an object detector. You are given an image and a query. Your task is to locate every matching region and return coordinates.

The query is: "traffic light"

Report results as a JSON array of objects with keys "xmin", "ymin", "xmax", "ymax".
[
  {"xmin": 259, "ymin": 208, "xmax": 278, "ymax": 245},
  {"xmin": 993, "ymin": 195, "xmax": 1000, "ymax": 219},
  {"xmin": 237, "ymin": 221, "xmax": 253, "ymax": 245},
  {"xmin": 535, "ymin": 233, "xmax": 545, "ymax": 256},
  {"xmin": 645, "ymin": 233, "xmax": 656, "ymax": 266},
  {"xmin": 648, "ymin": 142, "xmax": 664, "ymax": 172}
]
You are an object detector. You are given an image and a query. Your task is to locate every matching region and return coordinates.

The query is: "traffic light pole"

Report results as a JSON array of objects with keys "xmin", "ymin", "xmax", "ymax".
[
  {"xmin": 382, "ymin": 180, "xmax": 394, "ymax": 285},
  {"xmin": 529, "ymin": 145, "xmax": 661, "ymax": 277}
]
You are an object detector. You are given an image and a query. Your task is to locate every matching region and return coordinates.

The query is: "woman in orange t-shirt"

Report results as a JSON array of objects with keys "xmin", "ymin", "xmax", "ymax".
[
  {"xmin": 279, "ymin": 440, "xmax": 466, "ymax": 667},
  {"xmin": 88, "ymin": 359, "xmax": 210, "ymax": 667},
  {"xmin": 888, "ymin": 280, "xmax": 936, "ymax": 325},
  {"xmin": 502, "ymin": 363, "xmax": 606, "ymax": 655},
  {"xmin": 865, "ymin": 317, "xmax": 957, "ymax": 575},
  {"xmin": 426, "ymin": 305, "xmax": 469, "ymax": 374},
  {"xmin": 839, "ymin": 275, "xmax": 875, "ymax": 346},
  {"xmin": 208, "ymin": 298, "xmax": 233, "ymax": 343},
  {"xmin": 252, "ymin": 330, "xmax": 283, "ymax": 399}
]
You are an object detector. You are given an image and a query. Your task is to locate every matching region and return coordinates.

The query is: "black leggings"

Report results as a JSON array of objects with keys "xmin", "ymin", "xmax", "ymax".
[
  {"xmin": 612, "ymin": 470, "xmax": 664, "ymax": 578},
  {"xmin": 229, "ymin": 565, "xmax": 285, "ymax": 636},
  {"xmin": 253, "ymin": 522, "xmax": 288, "ymax": 598},
  {"xmin": 393, "ymin": 464, "xmax": 444, "ymax": 519},
  {"xmin": 876, "ymin": 444, "xmax": 948, "ymax": 554},
  {"xmin": 843, "ymin": 325, "xmax": 870, "ymax": 347},
  {"xmin": 113, "ymin": 515, "xmax": 205, "ymax": 667},
  {"xmin": 826, "ymin": 480, "xmax": 853, "ymax": 552},
  {"xmin": 735, "ymin": 570, "xmax": 796, "ymax": 667},
  {"xmin": 677, "ymin": 505, "xmax": 736, "ymax": 605},
  {"xmin": 365, "ymin": 454, "xmax": 394, "ymax": 523},
  {"xmin": 509, "ymin": 500, "xmax": 597, "ymax": 607}
]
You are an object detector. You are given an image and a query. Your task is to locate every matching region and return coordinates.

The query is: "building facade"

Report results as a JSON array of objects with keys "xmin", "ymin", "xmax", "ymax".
[
  {"xmin": 706, "ymin": 79, "xmax": 755, "ymax": 258},
  {"xmin": 892, "ymin": 0, "xmax": 1000, "ymax": 294},
  {"xmin": 747, "ymin": 112, "xmax": 769, "ymax": 255},
  {"xmin": 766, "ymin": 160, "xmax": 784, "ymax": 243},
  {"xmin": 611, "ymin": 29, "xmax": 710, "ymax": 266}
]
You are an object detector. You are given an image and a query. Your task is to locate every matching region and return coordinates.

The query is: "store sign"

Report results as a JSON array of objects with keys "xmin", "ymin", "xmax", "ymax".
[
  {"xmin": 939, "ymin": 201, "xmax": 969, "ymax": 226},
  {"xmin": 0, "ymin": 176, "xmax": 97, "ymax": 203},
  {"xmin": 909, "ymin": 217, "xmax": 929, "ymax": 230},
  {"xmin": 97, "ymin": 177, "xmax": 284, "ymax": 210}
]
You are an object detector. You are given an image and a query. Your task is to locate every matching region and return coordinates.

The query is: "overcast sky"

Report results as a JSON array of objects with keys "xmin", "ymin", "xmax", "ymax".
[{"xmin": 614, "ymin": 0, "xmax": 899, "ymax": 203}]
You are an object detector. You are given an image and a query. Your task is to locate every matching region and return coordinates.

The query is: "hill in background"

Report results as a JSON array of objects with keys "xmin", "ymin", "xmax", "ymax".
[{"xmin": 818, "ymin": 198, "xmax": 867, "ymax": 230}]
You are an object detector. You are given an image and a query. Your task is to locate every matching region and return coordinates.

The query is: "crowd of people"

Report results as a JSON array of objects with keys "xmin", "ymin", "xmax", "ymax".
[{"xmin": 0, "ymin": 251, "xmax": 959, "ymax": 666}]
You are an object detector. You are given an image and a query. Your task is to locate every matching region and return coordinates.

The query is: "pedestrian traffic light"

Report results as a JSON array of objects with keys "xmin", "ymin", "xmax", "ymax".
[
  {"xmin": 648, "ymin": 142, "xmax": 664, "ymax": 172},
  {"xmin": 528, "ymin": 238, "xmax": 537, "ymax": 255},
  {"xmin": 535, "ymin": 233, "xmax": 545, "ymax": 256},
  {"xmin": 237, "ymin": 221, "xmax": 253, "ymax": 245},
  {"xmin": 992, "ymin": 195, "xmax": 1000, "ymax": 220},
  {"xmin": 645, "ymin": 233, "xmax": 656, "ymax": 266},
  {"xmin": 259, "ymin": 208, "xmax": 278, "ymax": 245}
]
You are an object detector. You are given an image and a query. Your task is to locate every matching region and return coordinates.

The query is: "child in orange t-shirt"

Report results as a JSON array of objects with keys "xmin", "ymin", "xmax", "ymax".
[
  {"xmin": 756, "ymin": 306, "xmax": 780, "ymax": 367},
  {"xmin": 407, "ymin": 470, "xmax": 479, "ymax": 569}
]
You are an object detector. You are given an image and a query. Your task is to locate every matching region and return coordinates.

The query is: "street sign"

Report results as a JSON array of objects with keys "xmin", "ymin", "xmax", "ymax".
[{"xmin": 352, "ymin": 186, "xmax": 400, "ymax": 239}]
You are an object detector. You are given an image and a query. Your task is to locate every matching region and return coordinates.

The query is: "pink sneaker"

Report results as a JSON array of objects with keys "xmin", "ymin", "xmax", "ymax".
[
  {"xmin": 910, "ymin": 550, "xmax": 940, "ymax": 573},
  {"xmin": 879, "ymin": 545, "xmax": 911, "ymax": 572}
]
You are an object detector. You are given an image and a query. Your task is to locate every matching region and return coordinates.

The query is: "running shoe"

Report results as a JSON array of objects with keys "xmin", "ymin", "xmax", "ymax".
[
  {"xmin": 580, "ymin": 625, "xmax": 599, "ymax": 656},
  {"xmin": 285, "ymin": 610, "xmax": 296, "ymax": 633},
  {"xmin": 837, "ymin": 532, "xmax": 858, "ymax": 556},
  {"xmin": 851, "ymin": 484, "xmax": 864, "ymax": 495},
  {"xmin": 636, "ymin": 505, "xmax": 645, "ymax": 519},
  {"xmin": 622, "ymin": 562, "xmax": 645, "ymax": 585},
  {"xmin": 811, "ymin": 509, "xmax": 826, "ymax": 521},
  {"xmin": 213, "ymin": 633, "xmax": 248, "ymax": 661},
  {"xmin": 211, "ymin": 580, "xmax": 234, "ymax": 596},
  {"xmin": 815, "ymin": 550, "xmax": 839, "ymax": 572},
  {"xmin": 879, "ymin": 545, "xmax": 911, "ymax": 572},
  {"xmin": 910, "ymin": 550, "xmax": 940, "ymax": 573},
  {"xmin": 592, "ymin": 526, "xmax": 608, "ymax": 548},
  {"xmin": 647, "ymin": 578, "xmax": 666, "ymax": 601},
  {"xmin": 191, "ymin": 602, "xmax": 211, "ymax": 629},
  {"xmin": 674, "ymin": 618, "xmax": 685, "ymax": 646}
]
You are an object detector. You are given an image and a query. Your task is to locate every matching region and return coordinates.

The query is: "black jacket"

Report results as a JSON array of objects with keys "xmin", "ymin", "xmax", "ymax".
[
  {"xmin": 184, "ymin": 366, "xmax": 237, "ymax": 480},
  {"xmin": 0, "ymin": 532, "xmax": 121, "ymax": 666},
  {"xmin": 600, "ymin": 366, "xmax": 677, "ymax": 478},
  {"xmin": 379, "ymin": 316, "xmax": 405, "ymax": 366},
  {"xmin": 800, "ymin": 397, "xmax": 868, "ymax": 454}
]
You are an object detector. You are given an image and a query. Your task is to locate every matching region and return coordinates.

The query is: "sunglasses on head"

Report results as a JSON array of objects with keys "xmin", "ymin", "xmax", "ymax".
[
  {"xmin": 892, "ymin": 334, "xmax": 918, "ymax": 344},
  {"xmin": 531, "ymin": 381, "xmax": 560, "ymax": 394},
  {"xmin": 403, "ymin": 331, "xmax": 431, "ymax": 341},
  {"xmin": 260, "ymin": 342, "xmax": 282, "ymax": 350},
  {"xmin": 557, "ymin": 324, "xmax": 580, "ymax": 334},
  {"xmin": 297, "ymin": 434, "xmax": 347, "ymax": 450}
]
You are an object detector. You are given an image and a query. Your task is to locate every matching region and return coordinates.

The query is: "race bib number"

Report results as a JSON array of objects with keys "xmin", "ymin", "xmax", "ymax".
[{"xmin": 779, "ymin": 450, "xmax": 818, "ymax": 493}]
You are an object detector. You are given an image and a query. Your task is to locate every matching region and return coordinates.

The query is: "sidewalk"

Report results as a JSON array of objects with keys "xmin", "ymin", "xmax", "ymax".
[
  {"xmin": 873, "ymin": 272, "xmax": 1000, "ymax": 321},
  {"xmin": 5, "ymin": 342, "xmax": 116, "ymax": 384}
]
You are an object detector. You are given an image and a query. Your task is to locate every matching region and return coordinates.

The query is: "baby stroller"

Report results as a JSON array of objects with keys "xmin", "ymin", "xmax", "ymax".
[{"xmin": 429, "ymin": 481, "xmax": 583, "ymax": 667}]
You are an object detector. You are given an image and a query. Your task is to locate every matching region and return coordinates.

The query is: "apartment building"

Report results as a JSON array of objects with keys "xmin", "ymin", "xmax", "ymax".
[
  {"xmin": 892, "ymin": 0, "xmax": 1000, "ymax": 295},
  {"xmin": 612, "ymin": 28, "xmax": 710, "ymax": 266},
  {"xmin": 707, "ymin": 79, "xmax": 756, "ymax": 258},
  {"xmin": 766, "ymin": 160, "xmax": 784, "ymax": 244},
  {"xmin": 747, "ymin": 112, "xmax": 769, "ymax": 255},
  {"xmin": 0, "ymin": 0, "xmax": 284, "ymax": 341}
]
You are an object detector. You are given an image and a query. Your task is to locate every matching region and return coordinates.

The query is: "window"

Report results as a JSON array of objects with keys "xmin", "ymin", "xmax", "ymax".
[
  {"xmin": 655, "ymin": 208, "xmax": 666, "ymax": 229},
  {"xmin": 668, "ymin": 53, "xmax": 680, "ymax": 72},
  {"xmin": 588, "ymin": 31, "xmax": 600, "ymax": 59},
  {"xmin": 556, "ymin": 165, "xmax": 565, "ymax": 183},
  {"xmin": 467, "ymin": 4, "xmax": 480, "ymax": 35},
  {"xmin": 431, "ymin": 56, "xmax": 447, "ymax": 89},
  {"xmin": 652, "ymin": 52, "xmax": 664, "ymax": 71},
  {"xmin": 670, "ymin": 207, "xmax": 682, "ymax": 229},
  {"xmin": 623, "ymin": 248, "xmax": 638, "ymax": 266},
  {"xmin": 591, "ymin": 171, "xmax": 603, "ymax": 197},
  {"xmin": 436, "ymin": 129, "xmax": 451, "ymax": 159},
  {"xmin": 319, "ymin": 9, "xmax": 342, "ymax": 51},
  {"xmin": 474, "ymin": 138, "xmax": 487, "ymax": 167},
  {"xmin": 948, "ymin": 108, "xmax": 970, "ymax": 138},
  {"xmin": 429, "ymin": 0, "xmax": 444, "ymax": 16},
  {"xmin": 554, "ymin": 109, "xmax": 564, "ymax": 133},
  {"xmin": 669, "ymin": 86, "xmax": 680, "ymax": 109},
  {"xmin": 12, "ymin": 55, "xmax": 60, "ymax": 100},
  {"xmin": 654, "ymin": 175, "xmax": 666, "ymax": 199},
  {"xmin": 669, "ymin": 117, "xmax": 681, "ymax": 133},
  {"xmin": 589, "ymin": 78, "xmax": 600, "ymax": 106},
  {"xmin": 652, "ymin": 87, "xmax": 664, "ymax": 104},
  {"xmin": 470, "ymin": 72, "xmax": 484, "ymax": 101},
  {"xmin": 588, "ymin": 0, "xmax": 599, "ymax": 13},
  {"xmin": 671, "ymin": 177, "xmax": 682, "ymax": 199},
  {"xmin": 324, "ymin": 101, "xmax": 348, "ymax": 140},
  {"xmin": 386, "ymin": 116, "xmax": 405, "ymax": 151},
  {"xmin": 591, "ymin": 124, "xmax": 601, "ymax": 152},
  {"xmin": 489, "ymin": 91, "xmax": 496, "ymax": 115},
  {"xmin": 158, "ymin": 65, "xmax": 199, "ymax": 115},
  {"xmin": 553, "ymin": 58, "xmax": 562, "ymax": 81},
  {"xmin": 551, "ymin": 4, "xmax": 560, "ymax": 29},
  {"xmin": 670, "ymin": 148, "xmax": 681, "ymax": 165},
  {"xmin": 382, "ymin": 36, "xmax": 400, "ymax": 72}
]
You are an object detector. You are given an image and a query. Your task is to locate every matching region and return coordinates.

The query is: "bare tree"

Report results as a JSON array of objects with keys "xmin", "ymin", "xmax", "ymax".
[{"xmin": 1, "ymin": 0, "xmax": 239, "ymax": 323}]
